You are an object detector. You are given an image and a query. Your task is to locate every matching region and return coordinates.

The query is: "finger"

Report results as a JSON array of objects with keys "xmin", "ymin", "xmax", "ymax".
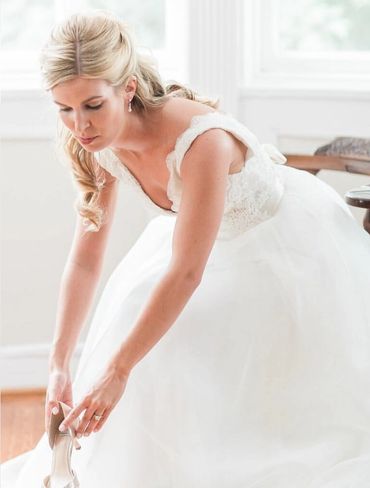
[
  {"xmin": 76, "ymin": 403, "xmax": 101, "ymax": 436},
  {"xmin": 45, "ymin": 400, "xmax": 59, "ymax": 431},
  {"xmin": 44, "ymin": 398, "xmax": 49, "ymax": 431},
  {"xmin": 50, "ymin": 403, "xmax": 60, "ymax": 415},
  {"xmin": 59, "ymin": 399, "xmax": 88, "ymax": 432},
  {"xmin": 93, "ymin": 407, "xmax": 112, "ymax": 433},
  {"xmin": 45, "ymin": 389, "xmax": 59, "ymax": 413},
  {"xmin": 44, "ymin": 394, "xmax": 51, "ymax": 431},
  {"xmin": 47, "ymin": 386, "xmax": 59, "ymax": 407},
  {"xmin": 85, "ymin": 408, "xmax": 107, "ymax": 435}
]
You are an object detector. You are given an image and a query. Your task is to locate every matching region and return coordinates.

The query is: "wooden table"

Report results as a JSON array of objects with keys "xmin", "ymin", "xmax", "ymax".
[
  {"xmin": 345, "ymin": 184, "xmax": 370, "ymax": 234},
  {"xmin": 285, "ymin": 136, "xmax": 370, "ymax": 235}
]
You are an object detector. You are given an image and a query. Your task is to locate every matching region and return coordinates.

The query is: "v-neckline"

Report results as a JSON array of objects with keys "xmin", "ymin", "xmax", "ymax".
[
  {"xmin": 107, "ymin": 150, "xmax": 177, "ymax": 215},
  {"xmin": 110, "ymin": 151, "xmax": 178, "ymax": 214},
  {"xmin": 107, "ymin": 111, "xmax": 223, "ymax": 214},
  {"xmin": 106, "ymin": 110, "xmax": 250, "ymax": 214}
]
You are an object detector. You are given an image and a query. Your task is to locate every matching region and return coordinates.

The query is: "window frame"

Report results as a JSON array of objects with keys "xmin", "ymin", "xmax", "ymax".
[{"xmin": 242, "ymin": 0, "xmax": 370, "ymax": 97}]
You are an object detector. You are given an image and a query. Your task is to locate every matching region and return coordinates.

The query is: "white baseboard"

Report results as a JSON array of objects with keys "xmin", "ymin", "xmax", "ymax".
[{"xmin": 0, "ymin": 343, "xmax": 84, "ymax": 390}]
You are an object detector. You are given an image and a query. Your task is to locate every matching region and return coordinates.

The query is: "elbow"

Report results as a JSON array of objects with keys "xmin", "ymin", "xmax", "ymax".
[
  {"xmin": 184, "ymin": 269, "xmax": 203, "ymax": 287},
  {"xmin": 168, "ymin": 265, "xmax": 203, "ymax": 287}
]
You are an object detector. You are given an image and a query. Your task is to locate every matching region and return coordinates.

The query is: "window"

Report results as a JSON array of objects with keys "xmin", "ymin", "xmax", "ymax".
[
  {"xmin": 279, "ymin": 0, "xmax": 370, "ymax": 53},
  {"xmin": 244, "ymin": 0, "xmax": 370, "ymax": 93},
  {"xmin": 1, "ymin": 0, "xmax": 187, "ymax": 90}
]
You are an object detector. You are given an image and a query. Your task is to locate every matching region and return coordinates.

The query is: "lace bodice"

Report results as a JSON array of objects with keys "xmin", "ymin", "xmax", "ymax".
[{"xmin": 96, "ymin": 111, "xmax": 287, "ymax": 240}]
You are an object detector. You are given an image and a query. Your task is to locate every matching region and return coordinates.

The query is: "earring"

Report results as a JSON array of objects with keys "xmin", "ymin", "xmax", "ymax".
[{"xmin": 128, "ymin": 98, "xmax": 133, "ymax": 113}]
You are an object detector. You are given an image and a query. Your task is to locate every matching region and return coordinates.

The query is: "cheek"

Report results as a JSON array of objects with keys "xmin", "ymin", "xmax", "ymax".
[
  {"xmin": 59, "ymin": 114, "xmax": 74, "ymax": 129},
  {"xmin": 104, "ymin": 107, "xmax": 124, "ymax": 134}
]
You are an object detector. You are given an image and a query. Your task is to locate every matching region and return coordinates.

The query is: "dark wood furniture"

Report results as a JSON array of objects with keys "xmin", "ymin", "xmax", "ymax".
[{"xmin": 283, "ymin": 137, "xmax": 370, "ymax": 234}]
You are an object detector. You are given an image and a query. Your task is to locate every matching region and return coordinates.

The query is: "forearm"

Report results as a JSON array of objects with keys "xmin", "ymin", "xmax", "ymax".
[
  {"xmin": 109, "ymin": 269, "xmax": 200, "ymax": 377},
  {"xmin": 49, "ymin": 260, "xmax": 102, "ymax": 371}
]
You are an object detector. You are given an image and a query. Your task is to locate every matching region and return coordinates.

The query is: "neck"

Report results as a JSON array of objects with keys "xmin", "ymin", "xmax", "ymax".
[{"xmin": 109, "ymin": 99, "xmax": 171, "ymax": 156}]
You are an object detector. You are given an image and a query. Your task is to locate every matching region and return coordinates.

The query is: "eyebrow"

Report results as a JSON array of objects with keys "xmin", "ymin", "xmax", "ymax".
[{"xmin": 53, "ymin": 96, "xmax": 103, "ymax": 106}]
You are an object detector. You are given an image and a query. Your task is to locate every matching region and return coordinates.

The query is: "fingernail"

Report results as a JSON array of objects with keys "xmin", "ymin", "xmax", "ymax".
[
  {"xmin": 59, "ymin": 423, "xmax": 66, "ymax": 432},
  {"xmin": 52, "ymin": 407, "xmax": 58, "ymax": 415}
]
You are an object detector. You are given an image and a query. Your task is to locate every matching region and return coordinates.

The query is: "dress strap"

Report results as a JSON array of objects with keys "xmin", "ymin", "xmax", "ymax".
[{"xmin": 169, "ymin": 111, "xmax": 275, "ymax": 176}]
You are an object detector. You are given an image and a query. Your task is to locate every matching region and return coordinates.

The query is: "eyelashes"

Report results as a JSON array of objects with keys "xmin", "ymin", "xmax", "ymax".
[
  {"xmin": 60, "ymin": 104, "xmax": 103, "ymax": 112},
  {"xmin": 87, "ymin": 104, "xmax": 103, "ymax": 111}
]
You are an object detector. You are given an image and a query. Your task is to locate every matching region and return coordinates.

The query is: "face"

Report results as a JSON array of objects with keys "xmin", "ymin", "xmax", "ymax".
[{"xmin": 51, "ymin": 76, "xmax": 133, "ymax": 152}]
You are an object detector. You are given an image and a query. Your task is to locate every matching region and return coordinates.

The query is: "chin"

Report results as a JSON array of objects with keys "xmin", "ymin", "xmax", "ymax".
[{"xmin": 83, "ymin": 139, "xmax": 107, "ymax": 152}]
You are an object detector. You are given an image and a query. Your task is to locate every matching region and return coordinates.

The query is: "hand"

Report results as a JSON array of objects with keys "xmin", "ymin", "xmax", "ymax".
[
  {"xmin": 45, "ymin": 368, "xmax": 73, "ymax": 433},
  {"xmin": 58, "ymin": 365, "xmax": 129, "ymax": 437}
]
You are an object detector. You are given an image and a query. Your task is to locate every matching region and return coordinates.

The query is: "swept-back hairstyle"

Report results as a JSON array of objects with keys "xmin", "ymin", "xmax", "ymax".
[{"xmin": 39, "ymin": 9, "xmax": 220, "ymax": 232}]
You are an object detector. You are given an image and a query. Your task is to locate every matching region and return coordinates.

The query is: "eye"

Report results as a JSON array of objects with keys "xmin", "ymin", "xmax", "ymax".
[
  {"xmin": 59, "ymin": 103, "xmax": 103, "ymax": 112},
  {"xmin": 87, "ymin": 104, "xmax": 103, "ymax": 110}
]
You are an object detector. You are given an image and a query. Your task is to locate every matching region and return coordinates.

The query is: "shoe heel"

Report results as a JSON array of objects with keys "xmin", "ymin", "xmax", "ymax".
[{"xmin": 43, "ymin": 401, "xmax": 81, "ymax": 487}]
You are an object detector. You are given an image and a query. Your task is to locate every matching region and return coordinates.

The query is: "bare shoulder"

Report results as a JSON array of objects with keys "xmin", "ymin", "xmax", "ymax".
[
  {"xmin": 162, "ymin": 97, "xmax": 235, "ymax": 157},
  {"xmin": 161, "ymin": 96, "xmax": 216, "ymax": 132},
  {"xmin": 163, "ymin": 95, "xmax": 215, "ymax": 117}
]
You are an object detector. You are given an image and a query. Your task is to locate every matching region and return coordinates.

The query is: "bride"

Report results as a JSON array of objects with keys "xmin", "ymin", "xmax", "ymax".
[{"xmin": 2, "ymin": 9, "xmax": 370, "ymax": 488}]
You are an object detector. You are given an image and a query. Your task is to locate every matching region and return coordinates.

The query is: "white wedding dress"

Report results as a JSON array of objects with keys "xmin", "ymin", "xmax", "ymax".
[{"xmin": 2, "ymin": 111, "xmax": 370, "ymax": 487}]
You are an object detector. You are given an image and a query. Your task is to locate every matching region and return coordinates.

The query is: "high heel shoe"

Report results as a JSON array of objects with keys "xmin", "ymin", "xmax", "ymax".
[{"xmin": 42, "ymin": 401, "xmax": 81, "ymax": 488}]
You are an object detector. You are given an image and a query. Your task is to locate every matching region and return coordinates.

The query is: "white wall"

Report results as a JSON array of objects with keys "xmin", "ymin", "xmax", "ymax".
[
  {"xmin": 1, "ymin": 136, "xmax": 154, "ymax": 387},
  {"xmin": 1, "ymin": 138, "xmax": 151, "ymax": 346}
]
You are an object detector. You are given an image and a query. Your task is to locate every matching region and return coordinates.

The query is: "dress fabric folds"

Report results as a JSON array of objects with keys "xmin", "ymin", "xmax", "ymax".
[{"xmin": 2, "ymin": 111, "xmax": 370, "ymax": 487}]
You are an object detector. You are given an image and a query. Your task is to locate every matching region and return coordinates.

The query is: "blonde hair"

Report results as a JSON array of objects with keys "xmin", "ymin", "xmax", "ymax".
[{"xmin": 39, "ymin": 9, "xmax": 220, "ymax": 232}]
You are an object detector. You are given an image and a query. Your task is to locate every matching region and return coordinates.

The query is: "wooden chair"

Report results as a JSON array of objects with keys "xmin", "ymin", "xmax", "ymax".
[{"xmin": 283, "ymin": 137, "xmax": 370, "ymax": 234}]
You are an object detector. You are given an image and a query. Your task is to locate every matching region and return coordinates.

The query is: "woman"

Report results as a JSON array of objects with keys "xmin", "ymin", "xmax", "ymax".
[{"xmin": 2, "ymin": 9, "xmax": 370, "ymax": 488}]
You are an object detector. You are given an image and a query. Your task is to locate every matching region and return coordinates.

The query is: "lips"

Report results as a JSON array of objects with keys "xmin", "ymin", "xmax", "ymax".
[{"xmin": 79, "ymin": 136, "xmax": 98, "ymax": 144}]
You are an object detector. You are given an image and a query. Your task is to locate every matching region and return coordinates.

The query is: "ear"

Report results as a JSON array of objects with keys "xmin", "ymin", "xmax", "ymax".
[{"xmin": 124, "ymin": 75, "xmax": 137, "ymax": 100}]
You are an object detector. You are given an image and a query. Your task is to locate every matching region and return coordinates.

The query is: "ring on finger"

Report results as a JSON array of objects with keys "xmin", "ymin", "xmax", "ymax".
[
  {"xmin": 93, "ymin": 412, "xmax": 104, "ymax": 421},
  {"xmin": 85, "ymin": 410, "xmax": 105, "ymax": 433}
]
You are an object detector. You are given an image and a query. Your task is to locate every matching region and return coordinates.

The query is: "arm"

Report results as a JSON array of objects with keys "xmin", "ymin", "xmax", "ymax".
[
  {"xmin": 49, "ymin": 169, "xmax": 119, "ymax": 372},
  {"xmin": 109, "ymin": 129, "xmax": 234, "ymax": 378}
]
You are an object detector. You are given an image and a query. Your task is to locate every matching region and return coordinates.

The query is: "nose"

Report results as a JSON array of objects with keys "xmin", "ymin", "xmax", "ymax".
[{"xmin": 74, "ymin": 111, "xmax": 91, "ymax": 134}]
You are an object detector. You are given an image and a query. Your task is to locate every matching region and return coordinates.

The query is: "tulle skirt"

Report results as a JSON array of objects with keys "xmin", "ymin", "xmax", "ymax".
[{"xmin": 3, "ymin": 165, "xmax": 370, "ymax": 487}]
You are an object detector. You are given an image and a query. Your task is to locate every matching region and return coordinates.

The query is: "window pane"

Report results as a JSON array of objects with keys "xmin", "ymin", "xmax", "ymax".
[
  {"xmin": 1, "ymin": 0, "xmax": 55, "ymax": 51},
  {"xmin": 278, "ymin": 0, "xmax": 370, "ymax": 52},
  {"xmin": 85, "ymin": 0, "xmax": 166, "ymax": 49}
]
